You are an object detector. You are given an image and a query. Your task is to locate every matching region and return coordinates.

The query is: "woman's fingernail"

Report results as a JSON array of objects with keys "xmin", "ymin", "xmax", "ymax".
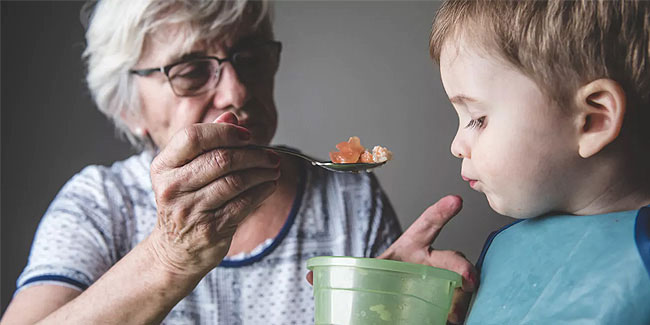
[
  {"xmin": 238, "ymin": 128, "xmax": 251, "ymax": 140},
  {"xmin": 214, "ymin": 112, "xmax": 238, "ymax": 125}
]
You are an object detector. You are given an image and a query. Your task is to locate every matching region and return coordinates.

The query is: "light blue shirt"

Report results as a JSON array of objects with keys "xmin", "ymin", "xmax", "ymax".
[{"xmin": 468, "ymin": 207, "xmax": 650, "ymax": 324}]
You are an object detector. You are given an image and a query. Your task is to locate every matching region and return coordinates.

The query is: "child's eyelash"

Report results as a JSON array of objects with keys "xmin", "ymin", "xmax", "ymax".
[{"xmin": 465, "ymin": 116, "xmax": 486, "ymax": 129}]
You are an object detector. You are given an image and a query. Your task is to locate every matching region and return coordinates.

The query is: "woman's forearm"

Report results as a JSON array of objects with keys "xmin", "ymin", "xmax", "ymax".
[{"xmin": 37, "ymin": 233, "xmax": 206, "ymax": 325}]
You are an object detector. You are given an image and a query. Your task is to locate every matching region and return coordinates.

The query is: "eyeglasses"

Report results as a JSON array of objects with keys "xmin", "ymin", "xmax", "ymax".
[{"xmin": 129, "ymin": 40, "xmax": 282, "ymax": 97}]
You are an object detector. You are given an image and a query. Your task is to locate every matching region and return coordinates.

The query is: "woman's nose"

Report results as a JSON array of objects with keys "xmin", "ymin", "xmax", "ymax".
[
  {"xmin": 213, "ymin": 63, "xmax": 249, "ymax": 109},
  {"xmin": 450, "ymin": 130, "xmax": 471, "ymax": 159}
]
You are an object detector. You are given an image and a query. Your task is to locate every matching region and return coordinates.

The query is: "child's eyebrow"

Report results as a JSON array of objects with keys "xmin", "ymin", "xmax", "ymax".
[{"xmin": 449, "ymin": 95, "xmax": 478, "ymax": 105}]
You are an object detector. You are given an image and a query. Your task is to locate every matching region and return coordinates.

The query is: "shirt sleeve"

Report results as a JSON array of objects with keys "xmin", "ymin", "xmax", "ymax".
[
  {"xmin": 363, "ymin": 172, "xmax": 402, "ymax": 258},
  {"xmin": 16, "ymin": 165, "xmax": 130, "ymax": 292}
]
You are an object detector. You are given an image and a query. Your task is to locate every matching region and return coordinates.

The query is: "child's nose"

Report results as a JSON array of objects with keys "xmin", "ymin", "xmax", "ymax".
[
  {"xmin": 212, "ymin": 63, "xmax": 250, "ymax": 110},
  {"xmin": 451, "ymin": 131, "xmax": 470, "ymax": 159}
]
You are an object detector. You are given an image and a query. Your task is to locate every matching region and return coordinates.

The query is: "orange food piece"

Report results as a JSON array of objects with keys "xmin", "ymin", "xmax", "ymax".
[
  {"xmin": 329, "ymin": 151, "xmax": 347, "ymax": 163},
  {"xmin": 359, "ymin": 150, "xmax": 374, "ymax": 163},
  {"xmin": 336, "ymin": 136, "xmax": 364, "ymax": 156},
  {"xmin": 329, "ymin": 136, "xmax": 365, "ymax": 163}
]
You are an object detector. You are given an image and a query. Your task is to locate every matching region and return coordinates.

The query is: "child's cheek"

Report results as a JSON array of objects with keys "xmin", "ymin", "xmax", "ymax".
[{"xmin": 474, "ymin": 138, "xmax": 534, "ymax": 216}]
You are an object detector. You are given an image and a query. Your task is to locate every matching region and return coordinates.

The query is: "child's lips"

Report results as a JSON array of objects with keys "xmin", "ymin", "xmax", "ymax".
[{"xmin": 462, "ymin": 175, "xmax": 478, "ymax": 188}]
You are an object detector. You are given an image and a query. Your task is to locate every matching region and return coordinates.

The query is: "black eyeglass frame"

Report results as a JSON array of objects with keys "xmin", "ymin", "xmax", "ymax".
[{"xmin": 129, "ymin": 40, "xmax": 282, "ymax": 97}]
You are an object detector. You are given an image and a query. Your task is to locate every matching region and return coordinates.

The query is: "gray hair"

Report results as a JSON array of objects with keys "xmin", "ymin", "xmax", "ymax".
[{"xmin": 82, "ymin": 0, "xmax": 271, "ymax": 150}]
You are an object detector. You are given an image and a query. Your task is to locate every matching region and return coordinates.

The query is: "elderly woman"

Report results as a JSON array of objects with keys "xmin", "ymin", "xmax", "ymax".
[{"xmin": 2, "ymin": 0, "xmax": 476, "ymax": 324}]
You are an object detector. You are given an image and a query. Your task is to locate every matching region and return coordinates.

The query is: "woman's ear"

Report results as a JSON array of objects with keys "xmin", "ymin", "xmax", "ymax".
[
  {"xmin": 120, "ymin": 110, "xmax": 148, "ymax": 138},
  {"xmin": 574, "ymin": 79, "xmax": 626, "ymax": 158}
]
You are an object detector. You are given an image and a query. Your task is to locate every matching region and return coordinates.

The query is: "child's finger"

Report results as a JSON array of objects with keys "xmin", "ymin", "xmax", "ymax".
[
  {"xmin": 400, "ymin": 195, "xmax": 463, "ymax": 249},
  {"xmin": 447, "ymin": 288, "xmax": 473, "ymax": 324},
  {"xmin": 306, "ymin": 271, "xmax": 314, "ymax": 286},
  {"xmin": 428, "ymin": 249, "xmax": 478, "ymax": 292}
]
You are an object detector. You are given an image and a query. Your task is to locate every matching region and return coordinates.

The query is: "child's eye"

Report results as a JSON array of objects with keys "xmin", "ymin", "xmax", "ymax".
[{"xmin": 465, "ymin": 116, "xmax": 486, "ymax": 129}]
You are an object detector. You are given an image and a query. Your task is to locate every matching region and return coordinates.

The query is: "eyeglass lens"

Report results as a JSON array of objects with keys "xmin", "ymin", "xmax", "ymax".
[
  {"xmin": 168, "ymin": 60, "xmax": 219, "ymax": 96},
  {"xmin": 167, "ymin": 43, "xmax": 279, "ymax": 97}
]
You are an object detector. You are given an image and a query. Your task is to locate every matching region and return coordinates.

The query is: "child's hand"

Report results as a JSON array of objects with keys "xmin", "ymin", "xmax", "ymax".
[
  {"xmin": 378, "ymin": 195, "xmax": 478, "ymax": 325},
  {"xmin": 304, "ymin": 195, "xmax": 478, "ymax": 324}
]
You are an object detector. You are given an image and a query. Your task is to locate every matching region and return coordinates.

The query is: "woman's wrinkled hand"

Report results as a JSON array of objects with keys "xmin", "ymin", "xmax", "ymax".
[
  {"xmin": 147, "ymin": 112, "xmax": 280, "ymax": 278},
  {"xmin": 378, "ymin": 195, "xmax": 478, "ymax": 324}
]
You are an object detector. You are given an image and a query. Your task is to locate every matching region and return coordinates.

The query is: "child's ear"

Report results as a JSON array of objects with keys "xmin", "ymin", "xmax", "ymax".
[{"xmin": 574, "ymin": 79, "xmax": 626, "ymax": 158}]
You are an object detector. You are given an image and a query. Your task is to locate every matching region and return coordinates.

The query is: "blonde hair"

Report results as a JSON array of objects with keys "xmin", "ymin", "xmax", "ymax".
[
  {"xmin": 83, "ymin": 0, "xmax": 271, "ymax": 150},
  {"xmin": 430, "ymin": 0, "xmax": 650, "ymax": 144}
]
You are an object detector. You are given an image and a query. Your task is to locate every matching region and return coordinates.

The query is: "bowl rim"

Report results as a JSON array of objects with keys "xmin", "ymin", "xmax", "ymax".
[{"xmin": 306, "ymin": 256, "xmax": 462, "ymax": 286}]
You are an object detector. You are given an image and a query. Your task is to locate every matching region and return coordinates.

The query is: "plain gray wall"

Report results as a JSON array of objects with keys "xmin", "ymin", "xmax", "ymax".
[
  {"xmin": 1, "ymin": 1, "xmax": 137, "ymax": 313},
  {"xmin": 1, "ymin": 1, "xmax": 512, "ymax": 313}
]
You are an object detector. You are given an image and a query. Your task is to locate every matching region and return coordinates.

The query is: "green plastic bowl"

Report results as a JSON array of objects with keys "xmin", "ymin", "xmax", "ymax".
[{"xmin": 307, "ymin": 256, "xmax": 461, "ymax": 325}]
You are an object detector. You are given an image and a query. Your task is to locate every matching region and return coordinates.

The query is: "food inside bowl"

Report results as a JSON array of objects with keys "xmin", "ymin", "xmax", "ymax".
[
  {"xmin": 307, "ymin": 256, "xmax": 461, "ymax": 325},
  {"xmin": 329, "ymin": 136, "xmax": 393, "ymax": 164}
]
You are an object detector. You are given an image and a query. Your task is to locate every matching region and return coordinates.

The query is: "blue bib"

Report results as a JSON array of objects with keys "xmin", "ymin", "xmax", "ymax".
[{"xmin": 466, "ymin": 207, "xmax": 650, "ymax": 324}]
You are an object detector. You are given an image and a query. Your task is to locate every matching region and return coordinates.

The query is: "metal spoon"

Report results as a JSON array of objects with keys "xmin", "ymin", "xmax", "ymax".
[{"xmin": 245, "ymin": 144, "xmax": 386, "ymax": 173}]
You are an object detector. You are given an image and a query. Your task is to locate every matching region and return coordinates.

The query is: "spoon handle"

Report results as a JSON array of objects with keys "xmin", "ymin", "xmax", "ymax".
[{"xmin": 244, "ymin": 144, "xmax": 324, "ymax": 164}]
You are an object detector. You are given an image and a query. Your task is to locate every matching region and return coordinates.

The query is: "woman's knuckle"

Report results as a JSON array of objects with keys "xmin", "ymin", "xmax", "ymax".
[
  {"xmin": 187, "ymin": 159, "xmax": 205, "ymax": 177},
  {"xmin": 223, "ymin": 174, "xmax": 246, "ymax": 193},
  {"xmin": 233, "ymin": 195, "xmax": 253, "ymax": 213},
  {"xmin": 181, "ymin": 126, "xmax": 203, "ymax": 154},
  {"xmin": 211, "ymin": 149, "xmax": 233, "ymax": 171},
  {"xmin": 183, "ymin": 125, "xmax": 201, "ymax": 144},
  {"xmin": 150, "ymin": 155, "xmax": 169, "ymax": 176},
  {"xmin": 156, "ymin": 180, "xmax": 180, "ymax": 202},
  {"xmin": 220, "ymin": 202, "xmax": 239, "ymax": 219}
]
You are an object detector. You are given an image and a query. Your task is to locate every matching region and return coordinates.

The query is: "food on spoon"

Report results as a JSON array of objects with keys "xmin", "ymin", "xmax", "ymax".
[
  {"xmin": 329, "ymin": 137, "xmax": 392, "ymax": 164},
  {"xmin": 371, "ymin": 145, "xmax": 393, "ymax": 163},
  {"xmin": 359, "ymin": 150, "xmax": 374, "ymax": 163},
  {"xmin": 329, "ymin": 136, "xmax": 365, "ymax": 163}
]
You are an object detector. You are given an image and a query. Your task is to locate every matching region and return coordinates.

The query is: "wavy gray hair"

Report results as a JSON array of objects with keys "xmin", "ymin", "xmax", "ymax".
[{"xmin": 83, "ymin": 0, "xmax": 271, "ymax": 150}]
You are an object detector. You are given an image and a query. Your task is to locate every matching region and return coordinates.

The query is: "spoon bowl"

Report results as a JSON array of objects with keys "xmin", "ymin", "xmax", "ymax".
[
  {"xmin": 311, "ymin": 161, "xmax": 386, "ymax": 173},
  {"xmin": 245, "ymin": 144, "xmax": 386, "ymax": 173}
]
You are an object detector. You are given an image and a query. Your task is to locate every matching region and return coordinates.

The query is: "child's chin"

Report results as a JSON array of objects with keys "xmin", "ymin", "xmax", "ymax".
[{"xmin": 486, "ymin": 196, "xmax": 535, "ymax": 219}]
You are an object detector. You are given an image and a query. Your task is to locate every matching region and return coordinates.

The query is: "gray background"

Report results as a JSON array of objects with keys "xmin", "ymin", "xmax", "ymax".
[{"xmin": 1, "ymin": 1, "xmax": 511, "ymax": 313}]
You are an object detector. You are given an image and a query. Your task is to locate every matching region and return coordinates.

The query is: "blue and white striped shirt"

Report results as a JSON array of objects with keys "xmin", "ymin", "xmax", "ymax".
[{"xmin": 17, "ymin": 151, "xmax": 401, "ymax": 324}]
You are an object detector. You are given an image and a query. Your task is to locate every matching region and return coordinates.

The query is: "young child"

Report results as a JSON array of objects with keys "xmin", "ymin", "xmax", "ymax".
[{"xmin": 429, "ymin": 1, "xmax": 650, "ymax": 323}]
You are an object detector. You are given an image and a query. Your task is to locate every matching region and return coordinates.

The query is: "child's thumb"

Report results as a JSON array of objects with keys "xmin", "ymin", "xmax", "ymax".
[{"xmin": 401, "ymin": 195, "xmax": 463, "ymax": 248}]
